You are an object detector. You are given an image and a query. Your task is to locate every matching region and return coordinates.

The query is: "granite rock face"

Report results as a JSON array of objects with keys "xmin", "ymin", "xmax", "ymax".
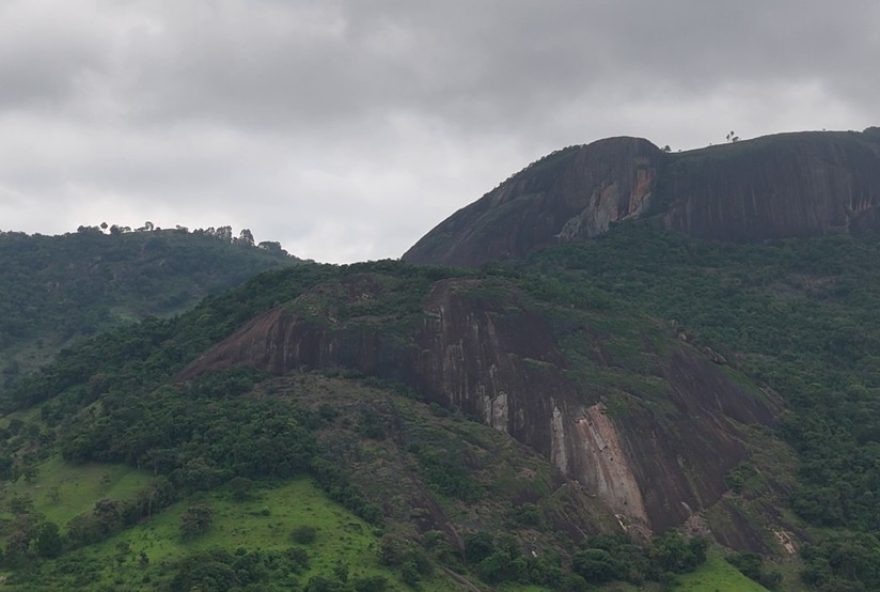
[
  {"xmin": 181, "ymin": 275, "xmax": 776, "ymax": 535},
  {"xmin": 403, "ymin": 137, "xmax": 665, "ymax": 267},
  {"xmin": 662, "ymin": 130, "xmax": 880, "ymax": 241},
  {"xmin": 403, "ymin": 128, "xmax": 880, "ymax": 266}
]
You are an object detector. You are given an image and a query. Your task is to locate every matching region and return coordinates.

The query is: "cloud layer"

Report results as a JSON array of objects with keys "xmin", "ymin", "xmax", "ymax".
[{"xmin": 1, "ymin": 0, "xmax": 876, "ymax": 261}]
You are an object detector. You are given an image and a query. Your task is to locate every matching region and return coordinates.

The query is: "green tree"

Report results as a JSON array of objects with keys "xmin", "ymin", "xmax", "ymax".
[
  {"xmin": 35, "ymin": 522, "xmax": 63, "ymax": 559},
  {"xmin": 180, "ymin": 504, "xmax": 213, "ymax": 540},
  {"xmin": 353, "ymin": 575, "xmax": 389, "ymax": 592},
  {"xmin": 572, "ymin": 548, "xmax": 621, "ymax": 582},
  {"xmin": 227, "ymin": 476, "xmax": 254, "ymax": 502},
  {"xmin": 291, "ymin": 525, "xmax": 318, "ymax": 545}
]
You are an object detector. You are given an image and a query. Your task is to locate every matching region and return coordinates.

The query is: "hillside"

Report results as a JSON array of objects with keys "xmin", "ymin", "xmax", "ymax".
[
  {"xmin": 0, "ymin": 226, "xmax": 301, "ymax": 391},
  {"xmin": 5, "ymin": 220, "xmax": 880, "ymax": 589},
  {"xmin": 403, "ymin": 127, "xmax": 880, "ymax": 266},
  {"xmin": 0, "ymin": 248, "xmax": 790, "ymax": 591},
  {"xmin": 4, "ymin": 128, "xmax": 880, "ymax": 591}
]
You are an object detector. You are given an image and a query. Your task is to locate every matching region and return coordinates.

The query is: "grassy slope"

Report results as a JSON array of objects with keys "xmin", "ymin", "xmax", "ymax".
[
  {"xmin": 70, "ymin": 478, "xmax": 416, "ymax": 591},
  {"xmin": 0, "ymin": 400, "xmax": 766, "ymax": 592},
  {"xmin": 1, "ymin": 231, "xmax": 840, "ymax": 591},
  {"xmin": 5, "ymin": 473, "xmax": 468, "ymax": 591},
  {"xmin": 674, "ymin": 550, "xmax": 768, "ymax": 592},
  {"xmin": 3, "ymin": 455, "xmax": 152, "ymax": 527}
]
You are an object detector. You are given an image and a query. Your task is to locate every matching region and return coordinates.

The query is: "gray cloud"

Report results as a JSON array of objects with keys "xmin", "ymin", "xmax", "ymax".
[{"xmin": 0, "ymin": 0, "xmax": 876, "ymax": 262}]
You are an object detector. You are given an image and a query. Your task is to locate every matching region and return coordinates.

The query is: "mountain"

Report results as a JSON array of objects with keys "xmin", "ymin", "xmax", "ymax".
[
  {"xmin": 4, "ymin": 129, "xmax": 880, "ymax": 591},
  {"xmin": 403, "ymin": 127, "xmax": 880, "ymax": 266},
  {"xmin": 0, "ymin": 226, "xmax": 301, "ymax": 391},
  {"xmin": 1, "ymin": 258, "xmax": 783, "ymax": 591},
  {"xmin": 178, "ymin": 271, "xmax": 776, "ymax": 536}
]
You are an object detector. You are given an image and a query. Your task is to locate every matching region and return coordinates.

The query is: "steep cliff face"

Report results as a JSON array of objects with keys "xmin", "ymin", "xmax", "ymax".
[
  {"xmin": 182, "ymin": 274, "xmax": 776, "ymax": 534},
  {"xmin": 661, "ymin": 130, "xmax": 880, "ymax": 241},
  {"xmin": 403, "ymin": 128, "xmax": 880, "ymax": 266},
  {"xmin": 403, "ymin": 137, "xmax": 666, "ymax": 267}
]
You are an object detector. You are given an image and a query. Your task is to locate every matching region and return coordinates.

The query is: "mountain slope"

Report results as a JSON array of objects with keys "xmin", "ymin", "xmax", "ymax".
[
  {"xmin": 1, "ymin": 256, "xmax": 781, "ymax": 591},
  {"xmin": 9, "ymin": 226, "xmax": 880, "ymax": 589},
  {"xmin": 180, "ymin": 272, "xmax": 777, "ymax": 534},
  {"xmin": 0, "ymin": 227, "xmax": 300, "ymax": 389},
  {"xmin": 6, "ymin": 126, "xmax": 880, "ymax": 590},
  {"xmin": 403, "ymin": 127, "xmax": 880, "ymax": 266}
]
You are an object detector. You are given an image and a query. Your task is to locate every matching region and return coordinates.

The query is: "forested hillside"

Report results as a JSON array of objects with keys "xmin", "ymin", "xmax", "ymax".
[
  {"xmin": 3, "ymin": 221, "xmax": 880, "ymax": 590},
  {"xmin": 521, "ymin": 225, "xmax": 880, "ymax": 591},
  {"xmin": 0, "ymin": 225, "xmax": 301, "ymax": 391},
  {"xmin": 0, "ymin": 247, "xmax": 758, "ymax": 591}
]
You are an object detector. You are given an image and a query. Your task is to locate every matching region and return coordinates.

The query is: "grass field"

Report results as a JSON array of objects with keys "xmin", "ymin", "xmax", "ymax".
[
  {"xmin": 3, "ymin": 454, "xmax": 152, "ymax": 527},
  {"xmin": 674, "ymin": 549, "xmax": 769, "ymax": 592},
  {"xmin": 6, "ymin": 475, "xmax": 470, "ymax": 591},
  {"xmin": 1, "ymin": 457, "xmax": 776, "ymax": 591},
  {"xmin": 92, "ymin": 477, "xmax": 390, "ymax": 573}
]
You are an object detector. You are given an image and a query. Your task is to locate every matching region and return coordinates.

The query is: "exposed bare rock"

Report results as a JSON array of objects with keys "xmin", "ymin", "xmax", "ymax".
[
  {"xmin": 181, "ymin": 275, "xmax": 778, "ymax": 536},
  {"xmin": 569, "ymin": 404, "xmax": 648, "ymax": 524},
  {"xmin": 403, "ymin": 137, "xmax": 664, "ymax": 267},
  {"xmin": 403, "ymin": 128, "xmax": 880, "ymax": 266},
  {"xmin": 662, "ymin": 130, "xmax": 880, "ymax": 241},
  {"xmin": 774, "ymin": 529, "xmax": 799, "ymax": 555}
]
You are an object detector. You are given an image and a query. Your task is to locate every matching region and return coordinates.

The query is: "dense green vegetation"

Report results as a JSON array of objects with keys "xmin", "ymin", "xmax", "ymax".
[
  {"xmin": 0, "ymin": 226, "xmax": 299, "ymax": 389},
  {"xmin": 0, "ymin": 251, "xmax": 712, "ymax": 590},
  {"xmin": 726, "ymin": 552, "xmax": 783, "ymax": 589},
  {"xmin": 455, "ymin": 531, "xmax": 708, "ymax": 590},
  {"xmin": 524, "ymin": 225, "xmax": 880, "ymax": 591},
  {"xmin": 6, "ymin": 221, "xmax": 880, "ymax": 589},
  {"xmin": 677, "ymin": 549, "xmax": 771, "ymax": 592},
  {"xmin": 2, "ymin": 476, "xmax": 414, "ymax": 591}
]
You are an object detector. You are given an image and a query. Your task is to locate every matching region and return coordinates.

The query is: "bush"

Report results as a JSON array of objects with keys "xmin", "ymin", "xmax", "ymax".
[
  {"xmin": 180, "ymin": 504, "xmax": 213, "ymax": 540},
  {"xmin": 727, "ymin": 552, "xmax": 782, "ymax": 589},
  {"xmin": 649, "ymin": 532, "xmax": 707, "ymax": 574},
  {"xmin": 353, "ymin": 575, "xmax": 389, "ymax": 592},
  {"xmin": 558, "ymin": 573, "xmax": 589, "ymax": 592},
  {"xmin": 510, "ymin": 502, "xmax": 542, "ymax": 527},
  {"xmin": 463, "ymin": 532, "xmax": 495, "ymax": 564},
  {"xmin": 572, "ymin": 548, "xmax": 621, "ymax": 583},
  {"xmin": 227, "ymin": 477, "xmax": 255, "ymax": 502},
  {"xmin": 35, "ymin": 522, "xmax": 63, "ymax": 559},
  {"xmin": 400, "ymin": 561, "xmax": 421, "ymax": 588},
  {"xmin": 285, "ymin": 546, "xmax": 310, "ymax": 573},
  {"xmin": 291, "ymin": 525, "xmax": 318, "ymax": 545},
  {"xmin": 379, "ymin": 534, "xmax": 405, "ymax": 566}
]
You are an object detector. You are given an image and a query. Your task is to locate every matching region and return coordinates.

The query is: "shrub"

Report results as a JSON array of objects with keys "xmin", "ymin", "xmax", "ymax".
[
  {"xmin": 291, "ymin": 525, "xmax": 318, "ymax": 545},
  {"xmin": 353, "ymin": 575, "xmax": 389, "ymax": 592},
  {"xmin": 180, "ymin": 504, "xmax": 213, "ymax": 540}
]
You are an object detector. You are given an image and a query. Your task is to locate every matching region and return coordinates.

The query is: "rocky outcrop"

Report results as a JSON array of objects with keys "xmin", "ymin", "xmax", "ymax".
[
  {"xmin": 567, "ymin": 404, "xmax": 648, "ymax": 524},
  {"xmin": 403, "ymin": 137, "xmax": 665, "ymax": 267},
  {"xmin": 403, "ymin": 128, "xmax": 880, "ymax": 266},
  {"xmin": 661, "ymin": 130, "xmax": 880, "ymax": 241},
  {"xmin": 181, "ymin": 275, "xmax": 777, "ymax": 534}
]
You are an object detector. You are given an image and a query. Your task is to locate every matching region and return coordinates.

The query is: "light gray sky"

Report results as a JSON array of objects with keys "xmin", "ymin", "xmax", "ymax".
[{"xmin": 0, "ymin": 0, "xmax": 876, "ymax": 262}]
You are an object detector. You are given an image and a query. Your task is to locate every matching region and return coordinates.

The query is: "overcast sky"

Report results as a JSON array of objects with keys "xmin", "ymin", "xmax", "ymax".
[{"xmin": 0, "ymin": 0, "xmax": 876, "ymax": 262}]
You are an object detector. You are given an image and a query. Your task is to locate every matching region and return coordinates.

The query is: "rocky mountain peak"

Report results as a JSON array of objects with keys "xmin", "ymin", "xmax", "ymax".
[{"xmin": 404, "ymin": 128, "xmax": 880, "ymax": 266}]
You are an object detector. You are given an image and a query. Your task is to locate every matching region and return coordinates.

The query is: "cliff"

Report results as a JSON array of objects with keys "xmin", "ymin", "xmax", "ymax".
[
  {"xmin": 403, "ymin": 128, "xmax": 880, "ymax": 266},
  {"xmin": 181, "ymin": 273, "xmax": 777, "ymax": 535}
]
